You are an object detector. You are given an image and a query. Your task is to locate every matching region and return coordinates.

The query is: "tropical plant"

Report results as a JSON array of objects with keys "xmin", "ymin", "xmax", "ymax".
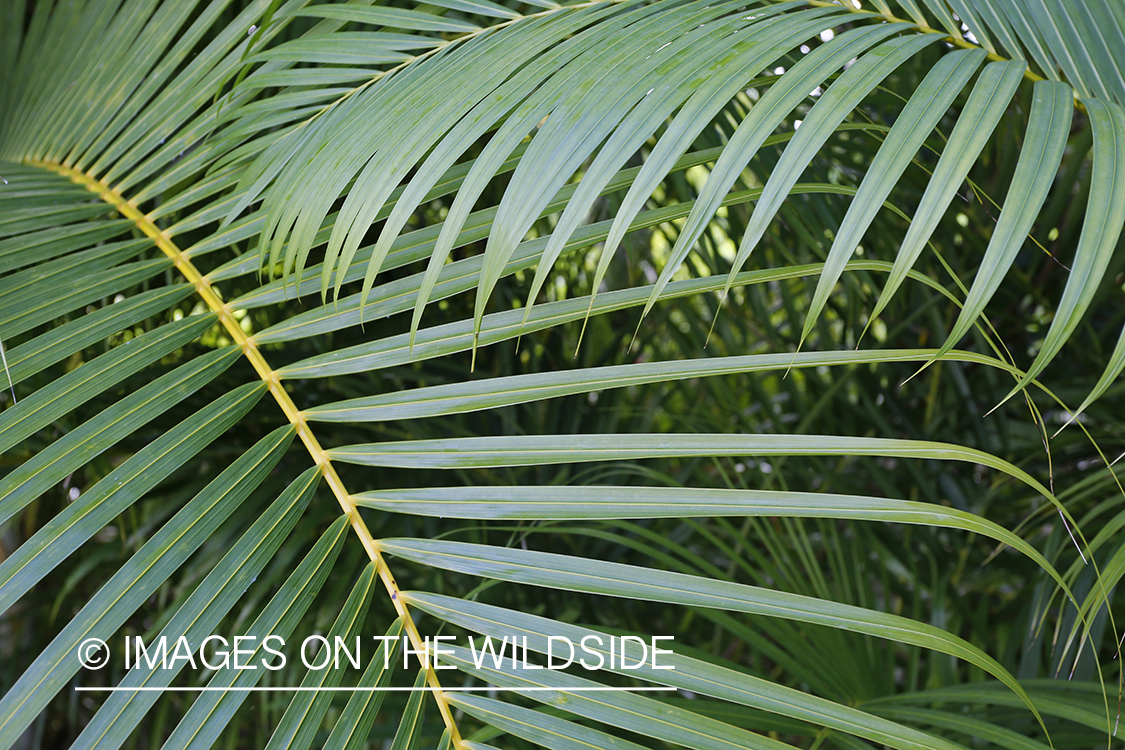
[{"xmin": 1, "ymin": 0, "xmax": 1124, "ymax": 748}]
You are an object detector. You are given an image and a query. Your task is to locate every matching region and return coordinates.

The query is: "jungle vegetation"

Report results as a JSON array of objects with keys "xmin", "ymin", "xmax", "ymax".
[{"xmin": 1, "ymin": 0, "xmax": 1124, "ymax": 748}]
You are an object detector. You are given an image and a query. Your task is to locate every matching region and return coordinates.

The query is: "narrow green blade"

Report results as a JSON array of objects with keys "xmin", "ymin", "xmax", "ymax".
[
  {"xmin": 354, "ymin": 484, "xmax": 1068, "ymax": 594},
  {"xmin": 869, "ymin": 60, "xmax": 1025, "ymax": 326},
  {"xmin": 158, "ymin": 515, "xmax": 351, "ymax": 750},
  {"xmin": 0, "ymin": 313, "xmax": 217, "ymax": 455},
  {"xmin": 0, "ymin": 346, "xmax": 241, "ymax": 527},
  {"xmin": 2, "ymin": 285, "xmax": 193, "ymax": 388},
  {"xmin": 935, "ymin": 80, "xmax": 1072, "ymax": 362},
  {"xmin": 0, "ymin": 380, "xmax": 266, "ymax": 613},
  {"xmin": 408, "ymin": 593, "xmax": 975, "ymax": 750},
  {"xmin": 643, "ymin": 24, "xmax": 918, "ymax": 320},
  {"xmin": 388, "ymin": 670, "xmax": 429, "ymax": 750},
  {"xmin": 323, "ymin": 618, "xmax": 404, "ymax": 750},
  {"xmin": 383, "ymin": 540, "xmax": 1044, "ymax": 731},
  {"xmin": 306, "ymin": 348, "xmax": 1009, "ymax": 423},
  {"xmin": 263, "ymin": 562, "xmax": 378, "ymax": 750},
  {"xmin": 450, "ymin": 693, "xmax": 675, "ymax": 750},
  {"xmin": 71, "ymin": 467, "xmax": 322, "ymax": 750},
  {"xmin": 0, "ymin": 426, "xmax": 293, "ymax": 747},
  {"xmin": 294, "ymin": 6, "xmax": 480, "ymax": 33},
  {"xmin": 801, "ymin": 48, "xmax": 985, "ymax": 345},
  {"xmin": 1007, "ymin": 98, "xmax": 1125, "ymax": 405},
  {"xmin": 330, "ymin": 432, "xmax": 1056, "ymax": 504},
  {"xmin": 712, "ymin": 34, "xmax": 939, "ymax": 309}
]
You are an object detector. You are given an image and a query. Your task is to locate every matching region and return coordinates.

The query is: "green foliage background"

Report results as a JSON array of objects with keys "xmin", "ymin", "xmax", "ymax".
[{"xmin": 0, "ymin": 0, "xmax": 1123, "ymax": 748}]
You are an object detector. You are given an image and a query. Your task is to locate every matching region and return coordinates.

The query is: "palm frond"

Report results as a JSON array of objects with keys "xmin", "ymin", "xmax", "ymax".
[{"xmin": 1, "ymin": 0, "xmax": 1123, "ymax": 748}]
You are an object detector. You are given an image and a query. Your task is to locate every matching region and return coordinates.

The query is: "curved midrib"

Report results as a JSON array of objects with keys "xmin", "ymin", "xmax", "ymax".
[
  {"xmin": 802, "ymin": 0, "xmax": 1096, "ymax": 110},
  {"xmin": 27, "ymin": 159, "xmax": 465, "ymax": 748}
]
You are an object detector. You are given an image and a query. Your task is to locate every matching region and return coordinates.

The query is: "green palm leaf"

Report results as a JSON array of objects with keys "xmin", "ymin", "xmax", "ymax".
[{"xmin": 2, "ymin": 0, "xmax": 1122, "ymax": 748}]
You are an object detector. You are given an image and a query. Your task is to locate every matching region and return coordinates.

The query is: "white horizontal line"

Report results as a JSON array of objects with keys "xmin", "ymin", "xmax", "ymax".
[{"xmin": 75, "ymin": 686, "xmax": 676, "ymax": 693}]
